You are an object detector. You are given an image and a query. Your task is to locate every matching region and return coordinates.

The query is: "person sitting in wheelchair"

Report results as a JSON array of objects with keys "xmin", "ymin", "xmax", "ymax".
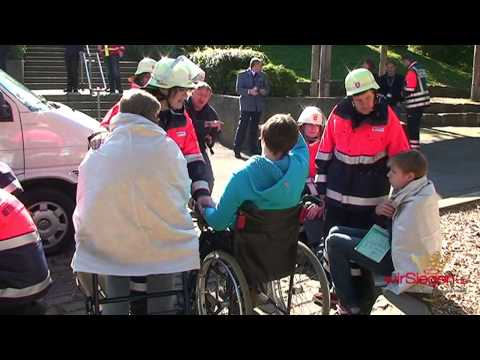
[
  {"xmin": 72, "ymin": 89, "xmax": 200, "ymax": 315},
  {"xmin": 199, "ymin": 114, "xmax": 309, "ymax": 303},
  {"xmin": 325, "ymin": 150, "xmax": 442, "ymax": 315}
]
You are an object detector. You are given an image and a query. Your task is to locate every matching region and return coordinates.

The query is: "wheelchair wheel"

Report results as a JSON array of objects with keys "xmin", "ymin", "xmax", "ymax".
[
  {"xmin": 267, "ymin": 241, "xmax": 330, "ymax": 315},
  {"xmin": 196, "ymin": 250, "xmax": 253, "ymax": 315}
]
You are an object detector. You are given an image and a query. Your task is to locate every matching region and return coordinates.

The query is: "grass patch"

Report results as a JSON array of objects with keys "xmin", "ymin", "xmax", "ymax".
[{"xmin": 258, "ymin": 45, "xmax": 473, "ymax": 88}]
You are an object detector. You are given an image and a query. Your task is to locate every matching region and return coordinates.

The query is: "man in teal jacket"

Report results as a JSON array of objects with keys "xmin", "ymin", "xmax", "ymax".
[{"xmin": 203, "ymin": 114, "xmax": 309, "ymax": 230}]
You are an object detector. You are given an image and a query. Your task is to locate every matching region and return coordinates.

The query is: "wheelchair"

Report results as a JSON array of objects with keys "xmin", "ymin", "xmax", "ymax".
[{"xmin": 193, "ymin": 198, "xmax": 331, "ymax": 315}]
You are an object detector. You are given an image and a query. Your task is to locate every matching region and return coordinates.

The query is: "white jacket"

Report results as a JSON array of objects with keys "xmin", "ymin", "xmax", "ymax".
[
  {"xmin": 386, "ymin": 176, "xmax": 442, "ymax": 295},
  {"xmin": 71, "ymin": 113, "xmax": 200, "ymax": 276}
]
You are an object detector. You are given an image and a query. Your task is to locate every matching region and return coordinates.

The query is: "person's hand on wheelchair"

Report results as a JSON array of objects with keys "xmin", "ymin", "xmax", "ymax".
[
  {"xmin": 196, "ymin": 195, "xmax": 216, "ymax": 218},
  {"xmin": 305, "ymin": 203, "xmax": 324, "ymax": 220},
  {"xmin": 301, "ymin": 195, "xmax": 325, "ymax": 221},
  {"xmin": 305, "ymin": 200, "xmax": 325, "ymax": 220}
]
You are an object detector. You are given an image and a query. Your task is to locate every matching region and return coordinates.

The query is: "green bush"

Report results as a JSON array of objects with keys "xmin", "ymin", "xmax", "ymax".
[
  {"xmin": 188, "ymin": 47, "xmax": 270, "ymax": 95},
  {"xmin": 262, "ymin": 63, "xmax": 300, "ymax": 97}
]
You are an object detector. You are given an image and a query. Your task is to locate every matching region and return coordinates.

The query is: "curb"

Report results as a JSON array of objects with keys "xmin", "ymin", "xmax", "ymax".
[{"xmin": 439, "ymin": 191, "xmax": 480, "ymax": 212}]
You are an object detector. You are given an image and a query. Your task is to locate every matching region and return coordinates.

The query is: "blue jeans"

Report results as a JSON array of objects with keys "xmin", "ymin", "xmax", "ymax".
[{"xmin": 326, "ymin": 226, "xmax": 394, "ymax": 312}]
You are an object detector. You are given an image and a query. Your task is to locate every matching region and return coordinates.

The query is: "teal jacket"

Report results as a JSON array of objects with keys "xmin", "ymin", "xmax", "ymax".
[{"xmin": 204, "ymin": 135, "xmax": 309, "ymax": 230}]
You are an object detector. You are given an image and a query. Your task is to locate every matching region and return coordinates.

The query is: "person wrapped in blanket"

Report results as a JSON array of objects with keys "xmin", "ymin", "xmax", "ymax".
[{"xmin": 324, "ymin": 151, "xmax": 441, "ymax": 314}]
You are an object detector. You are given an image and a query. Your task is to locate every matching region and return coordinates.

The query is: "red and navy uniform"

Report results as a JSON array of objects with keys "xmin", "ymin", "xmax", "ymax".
[
  {"xmin": 403, "ymin": 61, "xmax": 430, "ymax": 149},
  {"xmin": 159, "ymin": 107, "xmax": 210, "ymax": 198},
  {"xmin": 314, "ymin": 96, "xmax": 410, "ymax": 231},
  {"xmin": 305, "ymin": 140, "xmax": 321, "ymax": 196},
  {"xmin": 0, "ymin": 163, "xmax": 51, "ymax": 309}
]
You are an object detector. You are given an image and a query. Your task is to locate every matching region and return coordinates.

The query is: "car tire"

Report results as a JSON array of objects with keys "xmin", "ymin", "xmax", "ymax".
[{"xmin": 21, "ymin": 187, "xmax": 75, "ymax": 256}]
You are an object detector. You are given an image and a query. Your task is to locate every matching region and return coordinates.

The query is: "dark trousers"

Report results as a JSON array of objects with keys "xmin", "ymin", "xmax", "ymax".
[
  {"xmin": 234, "ymin": 111, "xmax": 261, "ymax": 154},
  {"xmin": 201, "ymin": 149, "xmax": 215, "ymax": 192},
  {"xmin": 106, "ymin": 55, "xmax": 122, "ymax": 93},
  {"xmin": 406, "ymin": 108, "xmax": 423, "ymax": 149},
  {"xmin": 65, "ymin": 53, "xmax": 80, "ymax": 92},
  {"xmin": 326, "ymin": 226, "xmax": 394, "ymax": 313},
  {"xmin": 129, "ymin": 276, "xmax": 148, "ymax": 315},
  {"xmin": 303, "ymin": 218, "xmax": 325, "ymax": 248},
  {"xmin": 324, "ymin": 205, "xmax": 375, "ymax": 236}
]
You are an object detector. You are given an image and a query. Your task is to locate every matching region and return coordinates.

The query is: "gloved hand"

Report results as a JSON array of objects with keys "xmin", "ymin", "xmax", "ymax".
[
  {"xmin": 197, "ymin": 195, "xmax": 215, "ymax": 209},
  {"xmin": 304, "ymin": 201, "xmax": 325, "ymax": 221},
  {"xmin": 195, "ymin": 196, "xmax": 215, "ymax": 219}
]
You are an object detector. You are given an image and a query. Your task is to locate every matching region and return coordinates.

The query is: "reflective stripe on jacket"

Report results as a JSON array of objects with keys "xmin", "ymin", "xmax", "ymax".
[{"xmin": 314, "ymin": 96, "xmax": 410, "ymax": 212}]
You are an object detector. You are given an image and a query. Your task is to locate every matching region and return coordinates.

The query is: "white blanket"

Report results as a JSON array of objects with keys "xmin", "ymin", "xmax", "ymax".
[
  {"xmin": 71, "ymin": 113, "xmax": 200, "ymax": 276},
  {"xmin": 387, "ymin": 176, "xmax": 442, "ymax": 294}
]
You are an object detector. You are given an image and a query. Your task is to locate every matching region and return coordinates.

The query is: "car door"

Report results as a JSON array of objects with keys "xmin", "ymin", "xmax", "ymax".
[{"xmin": 0, "ymin": 89, "xmax": 24, "ymax": 179}]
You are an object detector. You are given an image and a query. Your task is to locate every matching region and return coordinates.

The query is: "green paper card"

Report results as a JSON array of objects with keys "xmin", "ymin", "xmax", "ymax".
[{"xmin": 354, "ymin": 225, "xmax": 390, "ymax": 263}]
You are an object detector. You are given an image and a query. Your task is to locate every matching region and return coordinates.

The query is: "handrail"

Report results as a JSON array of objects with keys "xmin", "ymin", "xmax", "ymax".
[
  {"xmin": 81, "ymin": 45, "xmax": 107, "ymax": 95},
  {"xmin": 95, "ymin": 50, "xmax": 107, "ymax": 91},
  {"xmin": 81, "ymin": 46, "xmax": 93, "ymax": 92}
]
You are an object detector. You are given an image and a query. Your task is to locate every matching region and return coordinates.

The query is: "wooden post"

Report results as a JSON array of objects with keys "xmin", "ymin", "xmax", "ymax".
[
  {"xmin": 471, "ymin": 45, "xmax": 480, "ymax": 101},
  {"xmin": 379, "ymin": 45, "xmax": 388, "ymax": 77},
  {"xmin": 319, "ymin": 45, "xmax": 332, "ymax": 97},
  {"xmin": 310, "ymin": 45, "xmax": 321, "ymax": 97}
]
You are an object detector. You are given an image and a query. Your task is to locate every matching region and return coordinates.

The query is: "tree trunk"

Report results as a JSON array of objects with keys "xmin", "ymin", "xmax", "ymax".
[
  {"xmin": 379, "ymin": 45, "xmax": 388, "ymax": 77},
  {"xmin": 310, "ymin": 46, "xmax": 320, "ymax": 97},
  {"xmin": 471, "ymin": 45, "xmax": 480, "ymax": 101},
  {"xmin": 319, "ymin": 45, "xmax": 332, "ymax": 97}
]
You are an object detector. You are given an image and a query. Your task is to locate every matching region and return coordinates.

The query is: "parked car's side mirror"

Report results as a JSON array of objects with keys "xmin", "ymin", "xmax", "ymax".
[{"xmin": 0, "ymin": 92, "xmax": 13, "ymax": 122}]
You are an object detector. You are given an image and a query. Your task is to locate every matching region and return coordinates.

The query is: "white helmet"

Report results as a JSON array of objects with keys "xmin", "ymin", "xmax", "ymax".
[
  {"xmin": 134, "ymin": 57, "xmax": 157, "ymax": 75},
  {"xmin": 147, "ymin": 56, "xmax": 205, "ymax": 89},
  {"xmin": 298, "ymin": 106, "xmax": 325, "ymax": 126}
]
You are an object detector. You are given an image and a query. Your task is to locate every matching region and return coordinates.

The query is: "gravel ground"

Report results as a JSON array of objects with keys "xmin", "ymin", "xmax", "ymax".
[{"xmin": 430, "ymin": 202, "xmax": 480, "ymax": 315}]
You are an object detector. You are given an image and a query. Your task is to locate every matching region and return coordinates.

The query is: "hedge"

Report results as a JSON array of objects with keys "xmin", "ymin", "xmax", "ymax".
[{"xmin": 188, "ymin": 47, "xmax": 270, "ymax": 95}]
